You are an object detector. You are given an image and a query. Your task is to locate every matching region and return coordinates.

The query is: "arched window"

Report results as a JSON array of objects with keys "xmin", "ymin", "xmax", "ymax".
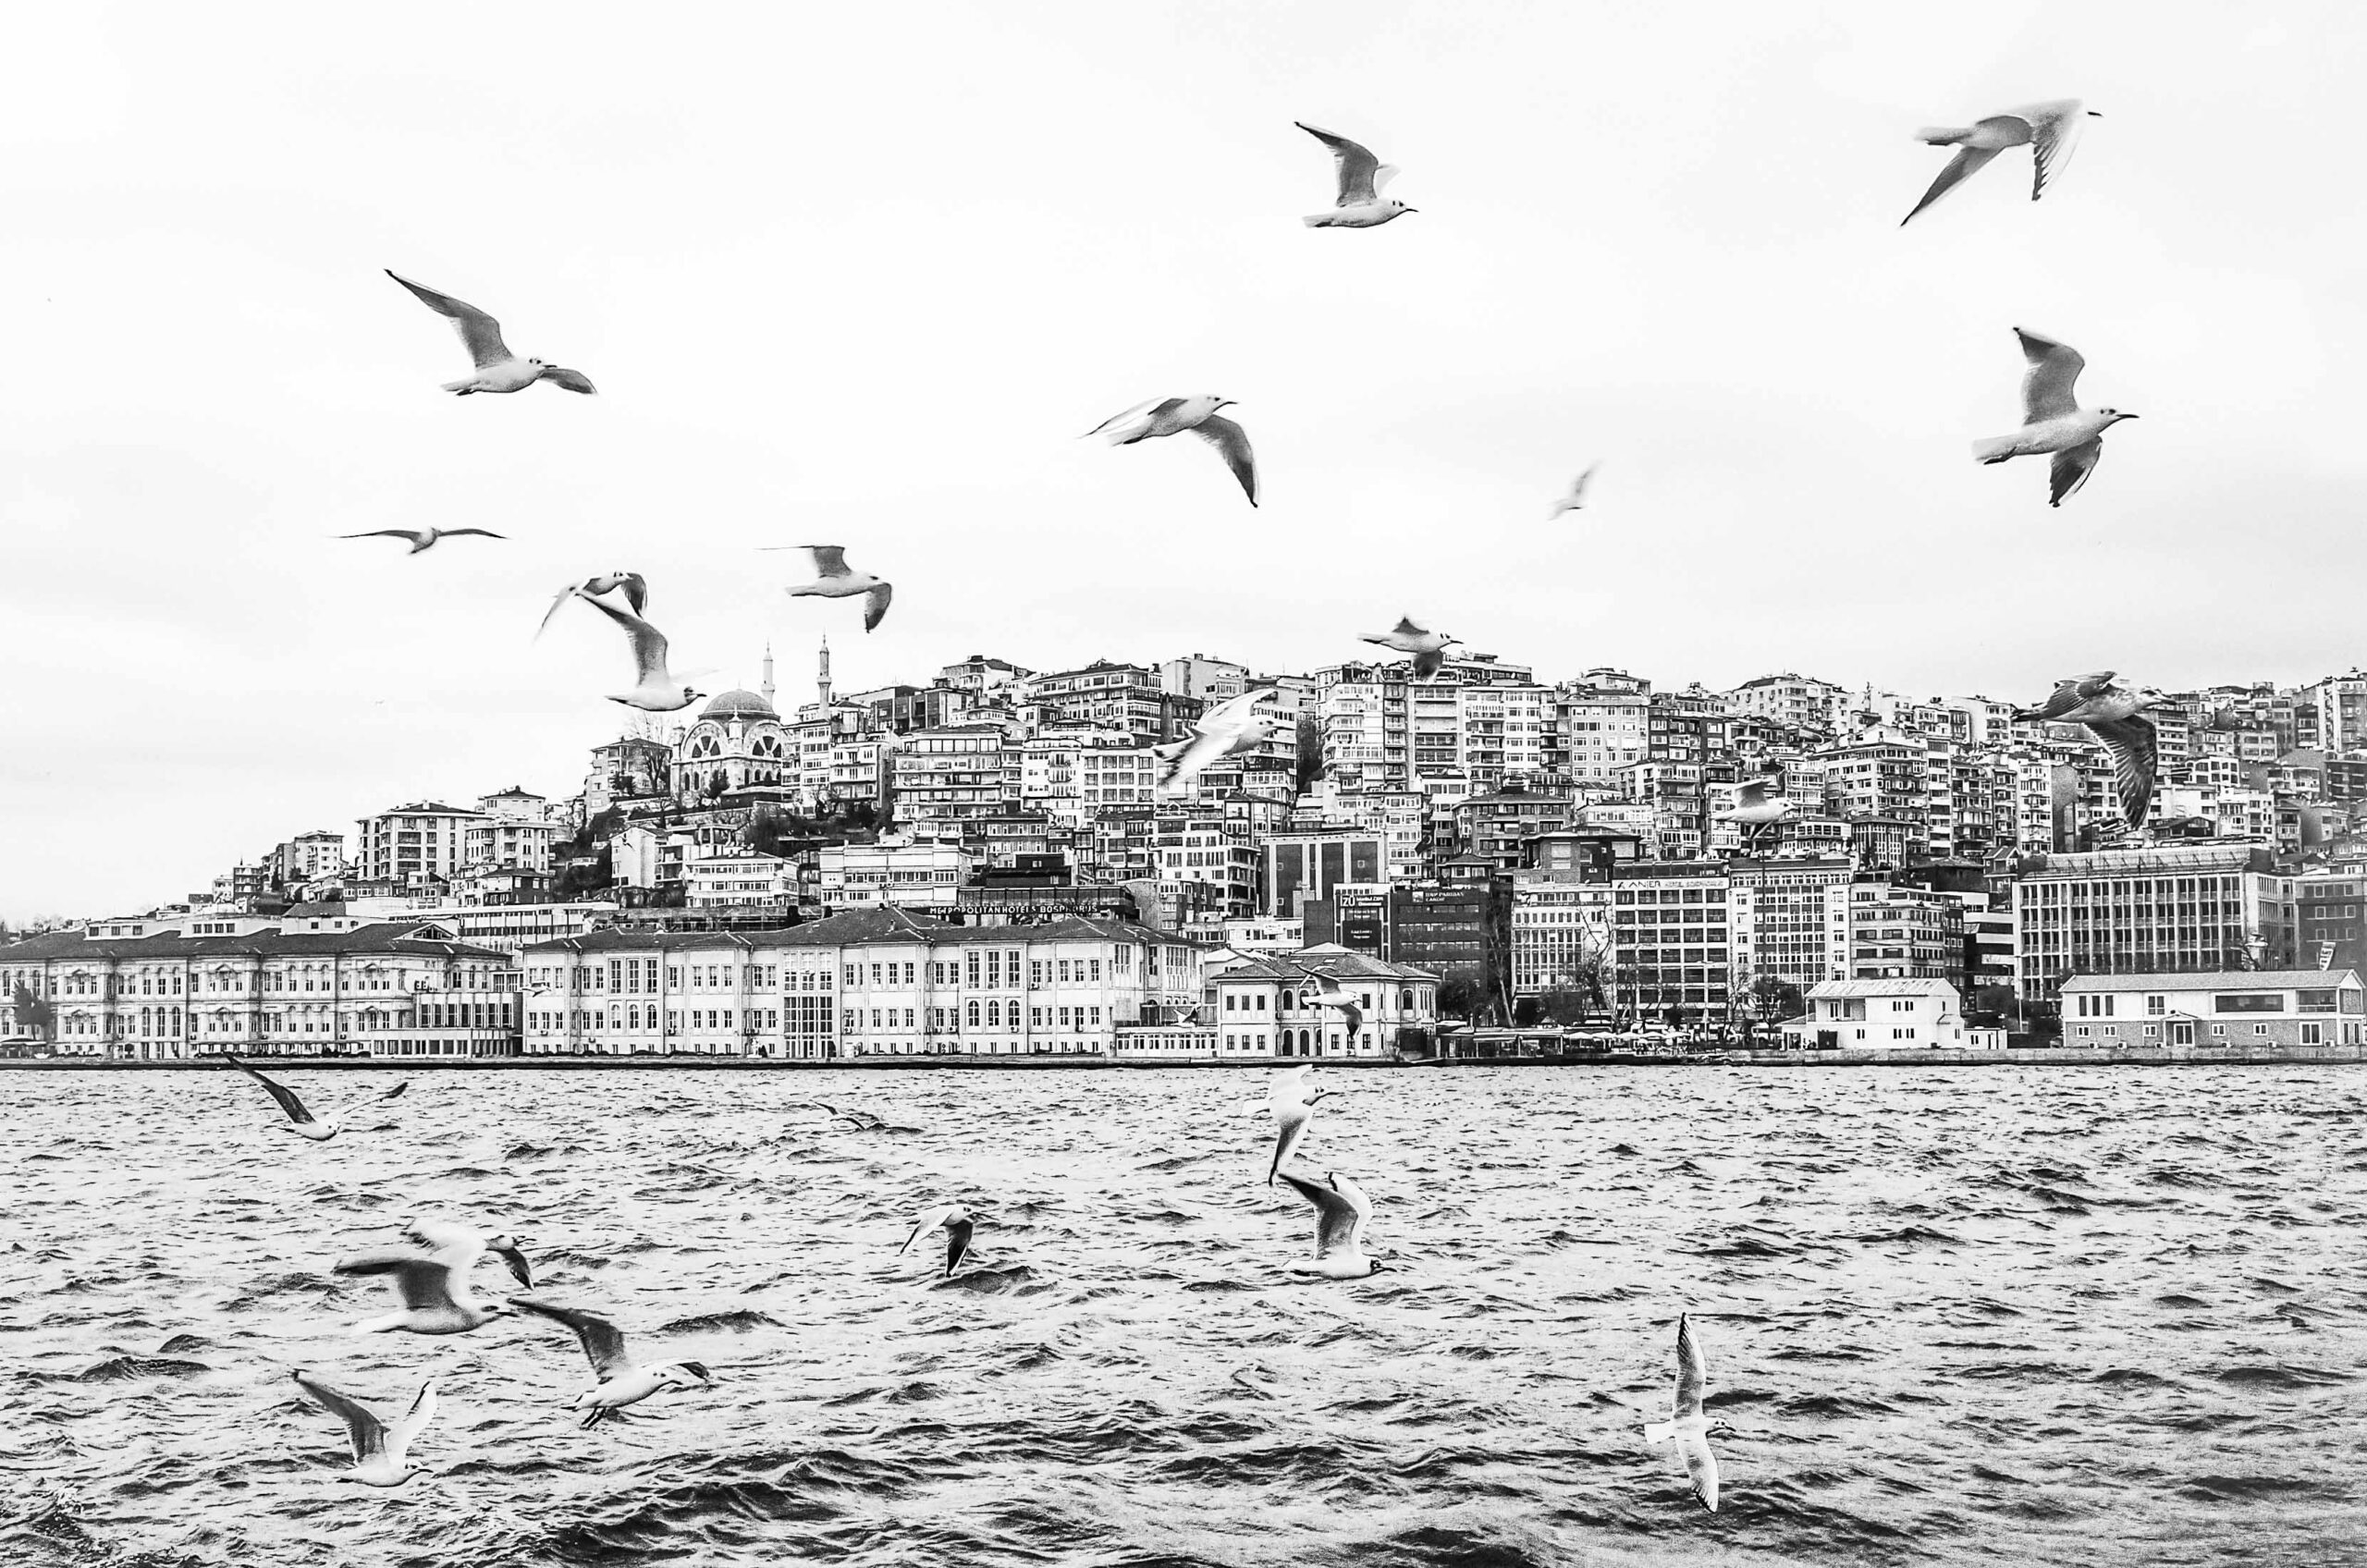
[
  {"xmin": 987, "ymin": 1000, "xmax": 1001, "ymax": 1026},
  {"xmin": 1401, "ymin": 988, "xmax": 1415, "ymax": 1011},
  {"xmin": 967, "ymin": 999, "xmax": 981, "ymax": 1026}
]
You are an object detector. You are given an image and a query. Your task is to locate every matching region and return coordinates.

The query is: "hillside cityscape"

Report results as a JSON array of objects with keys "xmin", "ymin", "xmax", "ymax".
[{"xmin": 7, "ymin": 640, "xmax": 2367, "ymax": 1061}]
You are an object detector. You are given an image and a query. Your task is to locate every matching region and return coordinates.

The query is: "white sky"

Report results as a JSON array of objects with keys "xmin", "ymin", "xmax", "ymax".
[{"xmin": 4, "ymin": 1, "xmax": 2361, "ymax": 921}]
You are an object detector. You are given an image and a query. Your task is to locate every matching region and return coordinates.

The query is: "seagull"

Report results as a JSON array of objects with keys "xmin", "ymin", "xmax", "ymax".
[
  {"xmin": 766, "ymin": 545, "xmax": 893, "ymax": 632},
  {"xmin": 1970, "ymin": 327, "xmax": 2138, "ymax": 506},
  {"xmin": 899, "ymin": 1205, "xmax": 976, "ymax": 1276},
  {"xmin": 509, "ymin": 1297, "xmax": 714, "ymax": 1428},
  {"xmin": 1714, "ymin": 778, "xmax": 1797, "ymax": 827},
  {"xmin": 226, "ymin": 1054, "xmax": 407, "ymax": 1142},
  {"xmin": 291, "ymin": 1370, "xmax": 439, "ymax": 1488},
  {"xmin": 385, "ymin": 270, "xmax": 596, "ymax": 395},
  {"xmin": 1294, "ymin": 122, "xmax": 1416, "ymax": 228},
  {"xmin": 1154, "ymin": 688, "xmax": 1283, "ymax": 794},
  {"xmin": 339, "ymin": 527, "xmax": 507, "ymax": 555},
  {"xmin": 798, "ymin": 1099, "xmax": 883, "ymax": 1131},
  {"xmin": 1360, "ymin": 618, "xmax": 1457, "ymax": 679},
  {"xmin": 399, "ymin": 1218, "xmax": 533, "ymax": 1291},
  {"xmin": 536, "ymin": 572, "xmax": 648, "ymax": 639},
  {"xmin": 2014, "ymin": 675, "xmax": 2164, "ymax": 828},
  {"xmin": 333, "ymin": 1230, "xmax": 517, "ymax": 1336},
  {"xmin": 1267, "ymin": 1063, "xmax": 1331, "ymax": 1184},
  {"xmin": 1083, "ymin": 396, "xmax": 1258, "ymax": 507},
  {"xmin": 1548, "ymin": 464, "xmax": 1599, "ymax": 520},
  {"xmin": 1642, "ymin": 1312, "xmax": 1735, "ymax": 1513},
  {"xmin": 1294, "ymin": 966, "xmax": 1366, "ymax": 1037},
  {"xmin": 1901, "ymin": 100, "xmax": 2101, "ymax": 226},
  {"xmin": 1275, "ymin": 1169, "xmax": 1385, "ymax": 1279},
  {"xmin": 567, "ymin": 587, "xmax": 703, "ymax": 712}
]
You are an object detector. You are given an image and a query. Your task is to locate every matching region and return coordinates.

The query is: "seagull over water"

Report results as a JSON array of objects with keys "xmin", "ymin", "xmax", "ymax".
[
  {"xmin": 1971, "ymin": 327, "xmax": 2137, "ymax": 506},
  {"xmin": 1275, "ymin": 1169, "xmax": 1385, "ymax": 1279},
  {"xmin": 1547, "ymin": 464, "xmax": 1599, "ymax": 520},
  {"xmin": 1267, "ymin": 1064, "xmax": 1332, "ymax": 1184},
  {"xmin": 291, "ymin": 1370, "xmax": 439, "ymax": 1488},
  {"xmin": 510, "ymin": 1297, "xmax": 714, "ymax": 1428},
  {"xmin": 899, "ymin": 1205, "xmax": 976, "ymax": 1276},
  {"xmin": 1901, "ymin": 100, "xmax": 2100, "ymax": 226},
  {"xmin": 2014, "ymin": 673, "xmax": 2164, "ymax": 828},
  {"xmin": 567, "ymin": 588, "xmax": 704, "ymax": 711},
  {"xmin": 334, "ymin": 1228, "xmax": 518, "ymax": 1336},
  {"xmin": 536, "ymin": 572, "xmax": 648, "ymax": 639},
  {"xmin": 385, "ymin": 271, "xmax": 596, "ymax": 396},
  {"xmin": 1643, "ymin": 1312, "xmax": 1735, "ymax": 1513},
  {"xmin": 1361, "ymin": 618, "xmax": 1458, "ymax": 679},
  {"xmin": 1083, "ymin": 396, "xmax": 1258, "ymax": 507},
  {"xmin": 226, "ymin": 1054, "xmax": 407, "ymax": 1142},
  {"xmin": 1295, "ymin": 122, "xmax": 1416, "ymax": 228},
  {"xmin": 339, "ymin": 527, "xmax": 506, "ymax": 555},
  {"xmin": 399, "ymin": 1218, "xmax": 533, "ymax": 1291},
  {"xmin": 1154, "ymin": 688, "xmax": 1283, "ymax": 794},
  {"xmin": 766, "ymin": 545, "xmax": 893, "ymax": 632}
]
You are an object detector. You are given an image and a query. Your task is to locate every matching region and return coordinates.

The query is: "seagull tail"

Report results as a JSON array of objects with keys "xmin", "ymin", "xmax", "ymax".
[
  {"xmin": 1969, "ymin": 435, "xmax": 2019, "ymax": 464},
  {"xmin": 1643, "ymin": 1421, "xmax": 1676, "ymax": 1443},
  {"xmin": 1915, "ymin": 125, "xmax": 1973, "ymax": 145},
  {"xmin": 1300, "ymin": 213, "xmax": 1332, "ymax": 228}
]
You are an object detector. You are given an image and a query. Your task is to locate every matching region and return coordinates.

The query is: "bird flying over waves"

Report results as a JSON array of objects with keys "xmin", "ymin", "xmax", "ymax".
[
  {"xmin": 1548, "ymin": 464, "xmax": 1599, "ymax": 519},
  {"xmin": 384, "ymin": 271, "xmax": 596, "ymax": 396},
  {"xmin": 1294, "ymin": 967, "xmax": 1366, "ymax": 1037},
  {"xmin": 1642, "ymin": 1312, "xmax": 1735, "ymax": 1513},
  {"xmin": 399, "ymin": 1218, "xmax": 533, "ymax": 1291},
  {"xmin": 1083, "ymin": 396, "xmax": 1258, "ymax": 507},
  {"xmin": 2014, "ymin": 674, "xmax": 2163, "ymax": 828},
  {"xmin": 1970, "ymin": 327, "xmax": 2137, "ymax": 506},
  {"xmin": 798, "ymin": 1099, "xmax": 883, "ymax": 1131},
  {"xmin": 291, "ymin": 1370, "xmax": 439, "ymax": 1488},
  {"xmin": 339, "ymin": 527, "xmax": 506, "ymax": 555},
  {"xmin": 1275, "ymin": 1169, "xmax": 1385, "ymax": 1279},
  {"xmin": 1294, "ymin": 122, "xmax": 1417, "ymax": 228},
  {"xmin": 226, "ymin": 1054, "xmax": 406, "ymax": 1142},
  {"xmin": 334, "ymin": 1233, "xmax": 513, "ymax": 1336},
  {"xmin": 509, "ymin": 1297, "xmax": 714, "ymax": 1428},
  {"xmin": 1901, "ymin": 100, "xmax": 2100, "ymax": 226},
  {"xmin": 898, "ymin": 1205, "xmax": 975, "ymax": 1276},
  {"xmin": 1267, "ymin": 1064, "xmax": 1331, "ymax": 1184},
  {"xmin": 766, "ymin": 545, "xmax": 893, "ymax": 632},
  {"xmin": 1153, "ymin": 687, "xmax": 1283, "ymax": 794},
  {"xmin": 566, "ymin": 587, "xmax": 703, "ymax": 712},
  {"xmin": 537, "ymin": 572, "xmax": 648, "ymax": 639},
  {"xmin": 1360, "ymin": 617, "xmax": 1457, "ymax": 679}
]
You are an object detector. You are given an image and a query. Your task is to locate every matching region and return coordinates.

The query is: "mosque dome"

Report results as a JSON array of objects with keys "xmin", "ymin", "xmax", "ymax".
[{"xmin": 699, "ymin": 689, "xmax": 778, "ymax": 723}]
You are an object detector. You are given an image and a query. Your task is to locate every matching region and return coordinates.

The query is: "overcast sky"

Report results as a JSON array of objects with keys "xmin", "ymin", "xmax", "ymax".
[{"xmin": 4, "ymin": 1, "xmax": 2361, "ymax": 921}]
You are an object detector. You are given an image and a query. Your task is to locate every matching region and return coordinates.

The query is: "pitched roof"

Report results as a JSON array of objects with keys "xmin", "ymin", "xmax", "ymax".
[
  {"xmin": 1213, "ymin": 944, "xmax": 1438, "ymax": 984},
  {"xmin": 0, "ymin": 921, "xmax": 509, "ymax": 965},
  {"xmin": 521, "ymin": 909, "xmax": 1202, "ymax": 957},
  {"xmin": 1805, "ymin": 978, "xmax": 1962, "ymax": 998},
  {"xmin": 2060, "ymin": 970, "xmax": 2362, "ymax": 992}
]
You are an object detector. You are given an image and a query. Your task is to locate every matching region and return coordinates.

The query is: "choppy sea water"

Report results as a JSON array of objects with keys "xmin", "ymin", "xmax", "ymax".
[{"xmin": 5, "ymin": 1065, "xmax": 2366, "ymax": 1568}]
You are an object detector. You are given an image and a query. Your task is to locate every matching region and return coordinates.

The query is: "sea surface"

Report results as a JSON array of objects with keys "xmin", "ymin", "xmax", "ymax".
[{"xmin": 5, "ymin": 1065, "xmax": 2365, "ymax": 1568}]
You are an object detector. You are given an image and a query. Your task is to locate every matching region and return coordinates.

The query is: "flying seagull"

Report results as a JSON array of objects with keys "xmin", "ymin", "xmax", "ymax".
[
  {"xmin": 1642, "ymin": 1312, "xmax": 1735, "ymax": 1513},
  {"xmin": 766, "ymin": 545, "xmax": 893, "ymax": 632},
  {"xmin": 1154, "ymin": 687, "xmax": 1283, "ymax": 794},
  {"xmin": 1275, "ymin": 1169, "xmax": 1385, "ymax": 1279},
  {"xmin": 1714, "ymin": 778, "xmax": 1797, "ymax": 828},
  {"xmin": 1548, "ymin": 464, "xmax": 1599, "ymax": 520},
  {"xmin": 1294, "ymin": 122, "xmax": 1416, "ymax": 228},
  {"xmin": 2014, "ymin": 674, "xmax": 2164, "ymax": 828},
  {"xmin": 291, "ymin": 1370, "xmax": 439, "ymax": 1488},
  {"xmin": 339, "ymin": 527, "xmax": 506, "ymax": 555},
  {"xmin": 509, "ymin": 1297, "xmax": 714, "ymax": 1428},
  {"xmin": 536, "ymin": 572, "xmax": 648, "ymax": 639},
  {"xmin": 1360, "ymin": 618, "xmax": 1457, "ymax": 679},
  {"xmin": 1901, "ymin": 100, "xmax": 2101, "ymax": 226},
  {"xmin": 798, "ymin": 1099, "xmax": 883, "ymax": 1131},
  {"xmin": 1267, "ymin": 1063, "xmax": 1331, "ymax": 1184},
  {"xmin": 399, "ymin": 1218, "xmax": 533, "ymax": 1292},
  {"xmin": 333, "ymin": 1230, "xmax": 516, "ymax": 1336},
  {"xmin": 384, "ymin": 271, "xmax": 596, "ymax": 396},
  {"xmin": 567, "ymin": 587, "xmax": 703, "ymax": 712},
  {"xmin": 1083, "ymin": 396, "xmax": 1258, "ymax": 507},
  {"xmin": 899, "ymin": 1205, "xmax": 976, "ymax": 1277},
  {"xmin": 1294, "ymin": 966, "xmax": 1366, "ymax": 1037},
  {"xmin": 226, "ymin": 1054, "xmax": 407, "ymax": 1142},
  {"xmin": 1971, "ymin": 327, "xmax": 2138, "ymax": 506}
]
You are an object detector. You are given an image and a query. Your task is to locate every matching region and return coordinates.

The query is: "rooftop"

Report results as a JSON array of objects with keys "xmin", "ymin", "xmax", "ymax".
[{"xmin": 2060, "ymin": 970, "xmax": 2363, "ymax": 992}]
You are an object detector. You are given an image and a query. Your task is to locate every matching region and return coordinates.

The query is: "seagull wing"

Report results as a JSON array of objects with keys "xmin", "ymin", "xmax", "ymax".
[
  {"xmin": 1267, "ymin": 1071, "xmax": 1317, "ymax": 1183},
  {"xmin": 1197, "ymin": 687, "xmax": 1274, "ymax": 735},
  {"xmin": 943, "ymin": 1217, "xmax": 975, "ymax": 1276},
  {"xmin": 1192, "ymin": 415, "xmax": 1258, "ymax": 507},
  {"xmin": 341, "ymin": 530, "xmax": 428, "ymax": 544},
  {"xmin": 1679, "ymin": 1429, "xmax": 1723, "ymax": 1513},
  {"xmin": 1392, "ymin": 617, "xmax": 1427, "ymax": 637},
  {"xmin": 294, "ymin": 1371, "xmax": 388, "ymax": 1464},
  {"xmin": 510, "ymin": 1296, "xmax": 632, "ymax": 1380},
  {"xmin": 2048, "ymin": 438, "xmax": 2103, "ymax": 507},
  {"xmin": 1899, "ymin": 144, "xmax": 2005, "ymax": 226},
  {"xmin": 1156, "ymin": 730, "xmax": 1229, "ymax": 793},
  {"xmin": 618, "ymin": 573, "xmax": 649, "ymax": 615},
  {"xmin": 1731, "ymin": 778, "xmax": 1768, "ymax": 808},
  {"xmin": 388, "ymin": 1378, "xmax": 439, "ymax": 1462},
  {"xmin": 2013, "ymin": 100, "xmax": 2089, "ymax": 199},
  {"xmin": 1411, "ymin": 647, "xmax": 1444, "ymax": 679},
  {"xmin": 229, "ymin": 1055, "xmax": 314, "ymax": 1126},
  {"xmin": 1673, "ymin": 1312, "xmax": 1709, "ymax": 1417},
  {"xmin": 537, "ymin": 366, "xmax": 597, "ymax": 395},
  {"xmin": 1276, "ymin": 1170, "xmax": 1367, "ymax": 1259},
  {"xmin": 334, "ymin": 1251, "xmax": 461, "ymax": 1312},
  {"xmin": 1083, "ymin": 398, "xmax": 1181, "ymax": 442},
  {"xmin": 572, "ymin": 588, "xmax": 671, "ymax": 683},
  {"xmin": 2089, "ymin": 715, "xmax": 2158, "ymax": 828},
  {"xmin": 386, "ymin": 271, "xmax": 512, "ymax": 367},
  {"xmin": 438, "ymin": 529, "xmax": 507, "ymax": 540},
  {"xmin": 536, "ymin": 583, "xmax": 583, "ymax": 640},
  {"xmin": 486, "ymin": 1238, "xmax": 533, "ymax": 1289},
  {"xmin": 900, "ymin": 1205, "xmax": 958, "ymax": 1256},
  {"xmin": 863, "ymin": 581, "xmax": 893, "ymax": 633},
  {"xmin": 803, "ymin": 545, "xmax": 852, "ymax": 579},
  {"xmin": 1295, "ymin": 122, "xmax": 1381, "ymax": 205},
  {"xmin": 2017, "ymin": 328, "xmax": 2086, "ymax": 422}
]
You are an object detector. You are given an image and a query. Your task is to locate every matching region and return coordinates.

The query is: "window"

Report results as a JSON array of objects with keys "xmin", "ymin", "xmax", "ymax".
[
  {"xmin": 2145, "ymin": 995, "xmax": 2165, "ymax": 1015},
  {"xmin": 2301, "ymin": 1022, "xmax": 2324, "ymax": 1045},
  {"xmin": 2213, "ymin": 994, "xmax": 2282, "ymax": 1013}
]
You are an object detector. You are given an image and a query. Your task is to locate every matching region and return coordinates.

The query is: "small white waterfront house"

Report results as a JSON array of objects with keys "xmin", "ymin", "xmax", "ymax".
[
  {"xmin": 2057, "ymin": 970, "xmax": 2367, "ymax": 1048},
  {"xmin": 1780, "ymin": 977, "xmax": 2001, "ymax": 1050}
]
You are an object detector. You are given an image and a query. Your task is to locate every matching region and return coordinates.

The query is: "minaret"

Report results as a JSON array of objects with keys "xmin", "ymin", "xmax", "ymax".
[
  {"xmin": 760, "ymin": 643, "xmax": 776, "ymax": 709},
  {"xmin": 817, "ymin": 635, "xmax": 833, "ymax": 708}
]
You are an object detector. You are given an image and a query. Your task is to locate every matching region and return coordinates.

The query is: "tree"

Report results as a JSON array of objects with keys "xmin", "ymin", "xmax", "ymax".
[
  {"xmin": 1294, "ymin": 714, "xmax": 1326, "ymax": 795},
  {"xmin": 1747, "ymin": 975, "xmax": 1804, "ymax": 1023},
  {"xmin": 552, "ymin": 847, "xmax": 615, "ymax": 901},
  {"xmin": 1533, "ymin": 987, "xmax": 1596, "ymax": 1026},
  {"xmin": 10, "ymin": 983, "xmax": 55, "ymax": 1041},
  {"xmin": 1969, "ymin": 984, "xmax": 2017, "ymax": 1023},
  {"xmin": 1435, "ymin": 974, "xmax": 1483, "ymax": 1020}
]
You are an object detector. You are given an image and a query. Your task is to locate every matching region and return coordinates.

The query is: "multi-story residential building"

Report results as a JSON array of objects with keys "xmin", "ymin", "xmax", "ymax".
[
  {"xmin": 816, "ymin": 839, "xmax": 973, "ymax": 913},
  {"xmin": 2059, "ymin": 970, "xmax": 2367, "ymax": 1048},
  {"xmin": 1723, "ymin": 673, "xmax": 1846, "ymax": 735},
  {"xmin": 1453, "ymin": 784, "xmax": 1575, "ymax": 870},
  {"xmin": 0, "ymin": 912, "xmax": 516, "ymax": 1059},
  {"xmin": 1604, "ymin": 860, "xmax": 1734, "ymax": 1020},
  {"xmin": 1553, "ymin": 686, "xmax": 1650, "ymax": 786},
  {"xmin": 1208, "ymin": 946, "xmax": 1438, "ymax": 1059},
  {"xmin": 2012, "ymin": 845, "xmax": 2300, "ymax": 1001},
  {"xmin": 1024, "ymin": 662, "xmax": 1202, "ymax": 742},
  {"xmin": 354, "ymin": 802, "xmax": 486, "ymax": 887},
  {"xmin": 583, "ymin": 737, "xmax": 674, "ymax": 816},
  {"xmin": 1155, "ymin": 807, "xmax": 1258, "ymax": 918},
  {"xmin": 1727, "ymin": 856, "xmax": 1853, "ymax": 1000},
  {"xmin": 520, "ymin": 911, "xmax": 1206, "ymax": 1060},
  {"xmin": 1159, "ymin": 654, "xmax": 1248, "ymax": 703},
  {"xmin": 683, "ymin": 850, "xmax": 799, "ymax": 912},
  {"xmin": 264, "ymin": 831, "xmax": 347, "ymax": 888},
  {"xmin": 1846, "ymin": 882, "xmax": 1966, "ymax": 989},
  {"xmin": 462, "ymin": 788, "xmax": 559, "ymax": 876},
  {"xmin": 889, "ymin": 726, "xmax": 1023, "ymax": 827}
]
